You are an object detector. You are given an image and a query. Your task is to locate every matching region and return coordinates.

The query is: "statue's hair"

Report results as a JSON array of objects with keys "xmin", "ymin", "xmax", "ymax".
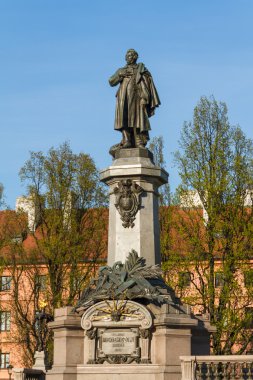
[{"xmin": 126, "ymin": 49, "xmax": 138, "ymax": 60}]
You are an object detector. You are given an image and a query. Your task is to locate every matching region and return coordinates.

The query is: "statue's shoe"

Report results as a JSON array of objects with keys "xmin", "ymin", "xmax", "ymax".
[
  {"xmin": 109, "ymin": 143, "xmax": 121, "ymax": 157},
  {"xmin": 136, "ymin": 143, "xmax": 145, "ymax": 148},
  {"xmin": 122, "ymin": 141, "xmax": 132, "ymax": 148}
]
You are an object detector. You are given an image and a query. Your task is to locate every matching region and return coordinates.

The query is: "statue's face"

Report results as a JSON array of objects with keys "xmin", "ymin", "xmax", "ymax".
[{"xmin": 125, "ymin": 50, "xmax": 137, "ymax": 65}]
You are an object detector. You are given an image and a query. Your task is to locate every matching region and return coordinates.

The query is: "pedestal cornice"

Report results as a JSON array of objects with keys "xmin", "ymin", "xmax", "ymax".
[{"xmin": 100, "ymin": 164, "xmax": 168, "ymax": 186}]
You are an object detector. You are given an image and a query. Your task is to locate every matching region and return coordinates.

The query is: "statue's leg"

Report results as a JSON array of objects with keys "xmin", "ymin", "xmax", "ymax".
[
  {"xmin": 142, "ymin": 131, "xmax": 149, "ymax": 146},
  {"xmin": 135, "ymin": 129, "xmax": 148, "ymax": 148},
  {"xmin": 121, "ymin": 129, "xmax": 132, "ymax": 148}
]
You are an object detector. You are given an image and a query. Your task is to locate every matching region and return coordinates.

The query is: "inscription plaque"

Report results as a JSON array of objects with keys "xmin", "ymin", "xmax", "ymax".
[
  {"xmin": 97, "ymin": 328, "xmax": 140, "ymax": 363},
  {"xmin": 101, "ymin": 330, "xmax": 136, "ymax": 355}
]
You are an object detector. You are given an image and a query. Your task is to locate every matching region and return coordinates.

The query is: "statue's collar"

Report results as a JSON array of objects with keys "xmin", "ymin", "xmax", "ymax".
[{"xmin": 126, "ymin": 63, "xmax": 138, "ymax": 68}]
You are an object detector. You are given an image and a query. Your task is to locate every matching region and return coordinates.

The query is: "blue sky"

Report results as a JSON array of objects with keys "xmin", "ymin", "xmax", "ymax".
[{"xmin": 1, "ymin": 0, "xmax": 253, "ymax": 208}]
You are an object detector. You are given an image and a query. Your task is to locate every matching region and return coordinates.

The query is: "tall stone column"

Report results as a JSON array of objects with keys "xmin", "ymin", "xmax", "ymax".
[{"xmin": 100, "ymin": 148, "xmax": 168, "ymax": 266}]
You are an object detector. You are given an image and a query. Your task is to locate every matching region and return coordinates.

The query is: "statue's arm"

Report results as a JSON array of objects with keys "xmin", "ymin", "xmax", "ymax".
[{"xmin": 109, "ymin": 69, "xmax": 123, "ymax": 87}]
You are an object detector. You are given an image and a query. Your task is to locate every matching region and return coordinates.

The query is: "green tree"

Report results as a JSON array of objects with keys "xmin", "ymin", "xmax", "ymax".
[
  {"xmin": 19, "ymin": 142, "xmax": 108, "ymax": 307},
  {"xmin": 1, "ymin": 142, "xmax": 108, "ymax": 366},
  {"xmin": 149, "ymin": 136, "xmax": 172, "ymax": 261},
  {"xmin": 149, "ymin": 136, "xmax": 171, "ymax": 206},
  {"xmin": 165, "ymin": 96, "xmax": 253, "ymax": 354}
]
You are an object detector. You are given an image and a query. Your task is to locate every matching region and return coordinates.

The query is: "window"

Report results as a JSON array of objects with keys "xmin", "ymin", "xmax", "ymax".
[
  {"xmin": 244, "ymin": 271, "xmax": 253, "ymax": 287},
  {"xmin": 178, "ymin": 272, "xmax": 191, "ymax": 288},
  {"xmin": 35, "ymin": 275, "xmax": 47, "ymax": 291},
  {"xmin": 0, "ymin": 276, "xmax": 11, "ymax": 291},
  {"xmin": 0, "ymin": 311, "xmax": 11, "ymax": 331},
  {"xmin": 215, "ymin": 272, "xmax": 225, "ymax": 288},
  {"xmin": 0, "ymin": 353, "xmax": 10, "ymax": 369}
]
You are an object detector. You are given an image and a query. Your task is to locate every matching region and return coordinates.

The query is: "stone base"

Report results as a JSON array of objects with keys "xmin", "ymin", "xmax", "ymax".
[
  {"xmin": 48, "ymin": 364, "xmax": 182, "ymax": 380},
  {"xmin": 46, "ymin": 366, "xmax": 77, "ymax": 380},
  {"xmin": 47, "ymin": 303, "xmax": 215, "ymax": 380},
  {"xmin": 78, "ymin": 364, "xmax": 182, "ymax": 380}
]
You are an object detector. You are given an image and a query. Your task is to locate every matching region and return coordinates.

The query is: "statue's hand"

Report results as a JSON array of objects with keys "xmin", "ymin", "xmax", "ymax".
[
  {"xmin": 119, "ymin": 68, "xmax": 132, "ymax": 78},
  {"xmin": 118, "ymin": 69, "xmax": 126, "ymax": 78}
]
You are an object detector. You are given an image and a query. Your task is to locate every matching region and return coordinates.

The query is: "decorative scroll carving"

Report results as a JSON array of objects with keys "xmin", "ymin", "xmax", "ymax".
[
  {"xmin": 89, "ymin": 300, "xmax": 149, "ymax": 325},
  {"xmin": 114, "ymin": 179, "xmax": 143, "ymax": 228},
  {"xmin": 97, "ymin": 355, "xmax": 141, "ymax": 364},
  {"xmin": 81, "ymin": 300, "xmax": 152, "ymax": 330}
]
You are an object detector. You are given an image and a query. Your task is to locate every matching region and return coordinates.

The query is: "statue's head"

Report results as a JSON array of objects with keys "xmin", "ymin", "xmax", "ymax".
[{"xmin": 125, "ymin": 49, "xmax": 138, "ymax": 64}]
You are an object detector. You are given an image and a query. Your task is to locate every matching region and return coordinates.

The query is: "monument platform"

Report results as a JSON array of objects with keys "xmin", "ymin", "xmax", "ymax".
[{"xmin": 47, "ymin": 302, "xmax": 214, "ymax": 380}]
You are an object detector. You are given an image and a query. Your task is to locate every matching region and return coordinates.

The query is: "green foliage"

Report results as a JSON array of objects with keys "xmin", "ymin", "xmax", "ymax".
[
  {"xmin": 149, "ymin": 136, "xmax": 171, "ymax": 206},
  {"xmin": 20, "ymin": 141, "xmax": 107, "ymax": 210},
  {"xmin": 19, "ymin": 142, "xmax": 108, "ymax": 306},
  {"xmin": 0, "ymin": 142, "xmax": 108, "ymax": 366},
  {"xmin": 165, "ymin": 96, "xmax": 253, "ymax": 354},
  {"xmin": 175, "ymin": 96, "xmax": 253, "ymax": 209}
]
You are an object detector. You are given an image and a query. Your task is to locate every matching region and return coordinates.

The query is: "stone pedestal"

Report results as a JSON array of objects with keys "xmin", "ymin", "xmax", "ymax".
[
  {"xmin": 100, "ymin": 148, "xmax": 168, "ymax": 266},
  {"xmin": 47, "ymin": 307, "xmax": 84, "ymax": 380},
  {"xmin": 33, "ymin": 351, "xmax": 46, "ymax": 371},
  {"xmin": 47, "ymin": 303, "xmax": 214, "ymax": 380}
]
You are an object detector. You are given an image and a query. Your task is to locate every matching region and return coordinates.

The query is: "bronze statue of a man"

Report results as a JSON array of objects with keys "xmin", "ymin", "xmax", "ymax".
[{"xmin": 109, "ymin": 49, "xmax": 160, "ymax": 150}]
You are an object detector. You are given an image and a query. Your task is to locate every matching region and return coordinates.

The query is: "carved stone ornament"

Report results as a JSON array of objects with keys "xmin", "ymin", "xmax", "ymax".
[
  {"xmin": 81, "ymin": 300, "xmax": 152, "ymax": 364},
  {"xmin": 74, "ymin": 250, "xmax": 176, "ymax": 313},
  {"xmin": 139, "ymin": 329, "xmax": 150, "ymax": 339},
  {"xmin": 97, "ymin": 354, "xmax": 140, "ymax": 364},
  {"xmin": 86, "ymin": 328, "xmax": 97, "ymax": 340},
  {"xmin": 114, "ymin": 179, "xmax": 144, "ymax": 228},
  {"xmin": 81, "ymin": 300, "xmax": 152, "ymax": 330}
]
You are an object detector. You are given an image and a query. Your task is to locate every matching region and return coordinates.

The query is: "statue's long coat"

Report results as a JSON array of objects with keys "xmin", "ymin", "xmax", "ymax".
[{"xmin": 109, "ymin": 63, "xmax": 160, "ymax": 132}]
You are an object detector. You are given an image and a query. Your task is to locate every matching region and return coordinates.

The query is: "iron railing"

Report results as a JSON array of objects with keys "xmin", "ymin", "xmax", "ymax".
[
  {"xmin": 180, "ymin": 355, "xmax": 253, "ymax": 380},
  {"xmin": 13, "ymin": 368, "xmax": 45, "ymax": 380}
]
